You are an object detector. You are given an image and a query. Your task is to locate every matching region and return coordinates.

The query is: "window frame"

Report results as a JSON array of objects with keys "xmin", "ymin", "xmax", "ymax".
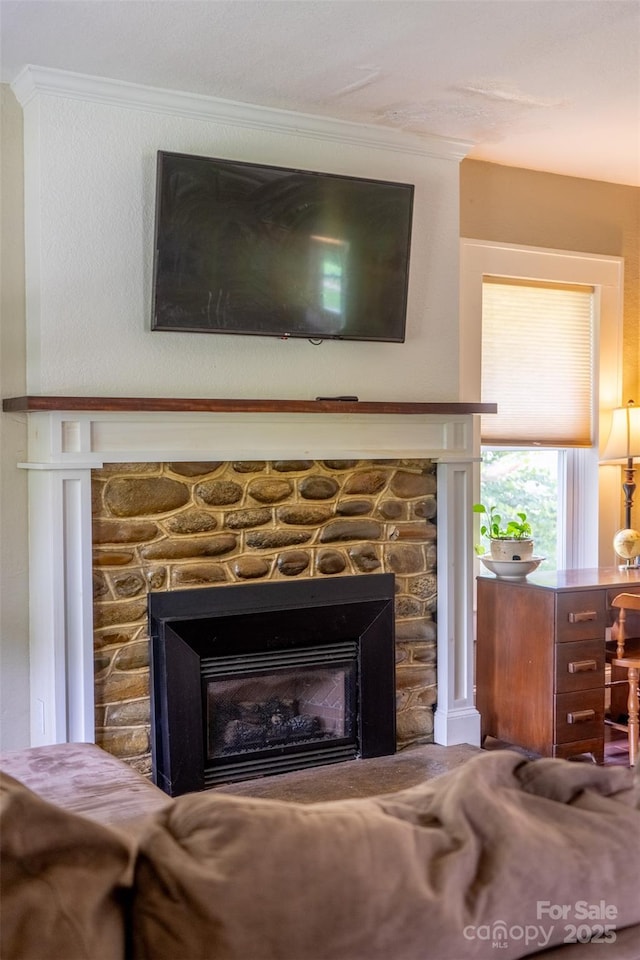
[{"xmin": 460, "ymin": 239, "xmax": 624, "ymax": 567}]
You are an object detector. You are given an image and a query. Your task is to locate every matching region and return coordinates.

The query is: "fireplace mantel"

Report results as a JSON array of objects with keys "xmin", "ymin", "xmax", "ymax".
[
  {"xmin": 3, "ymin": 396, "xmax": 495, "ymax": 415},
  {"xmin": 9, "ymin": 399, "xmax": 485, "ymax": 758}
]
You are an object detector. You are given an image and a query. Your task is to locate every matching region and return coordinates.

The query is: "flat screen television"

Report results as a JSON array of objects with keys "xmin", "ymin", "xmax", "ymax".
[{"xmin": 151, "ymin": 151, "xmax": 414, "ymax": 342}]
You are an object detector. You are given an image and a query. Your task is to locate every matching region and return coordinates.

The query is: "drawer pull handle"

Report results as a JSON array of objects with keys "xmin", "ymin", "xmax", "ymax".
[
  {"xmin": 567, "ymin": 709, "xmax": 596, "ymax": 724},
  {"xmin": 568, "ymin": 659, "xmax": 598, "ymax": 673},
  {"xmin": 568, "ymin": 611, "xmax": 597, "ymax": 623}
]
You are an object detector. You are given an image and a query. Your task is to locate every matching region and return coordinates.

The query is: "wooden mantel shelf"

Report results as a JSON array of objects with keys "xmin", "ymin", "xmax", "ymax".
[{"xmin": 2, "ymin": 396, "xmax": 496, "ymax": 415}]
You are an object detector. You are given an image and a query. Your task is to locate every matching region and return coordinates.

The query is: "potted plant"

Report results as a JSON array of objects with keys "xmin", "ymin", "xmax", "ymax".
[{"xmin": 473, "ymin": 503, "xmax": 534, "ymax": 561}]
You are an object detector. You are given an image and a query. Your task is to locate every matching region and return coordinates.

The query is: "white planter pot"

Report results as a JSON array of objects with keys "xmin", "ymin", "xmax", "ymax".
[{"xmin": 489, "ymin": 538, "xmax": 534, "ymax": 561}]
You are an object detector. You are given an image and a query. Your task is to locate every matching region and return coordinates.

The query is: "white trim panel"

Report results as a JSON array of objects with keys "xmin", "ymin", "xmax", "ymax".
[
  {"xmin": 11, "ymin": 65, "xmax": 472, "ymax": 161},
  {"xmin": 23, "ymin": 409, "xmax": 480, "ymax": 749}
]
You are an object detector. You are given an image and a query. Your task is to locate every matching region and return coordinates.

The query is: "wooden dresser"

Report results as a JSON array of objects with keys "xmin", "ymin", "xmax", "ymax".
[{"xmin": 476, "ymin": 567, "xmax": 640, "ymax": 763}]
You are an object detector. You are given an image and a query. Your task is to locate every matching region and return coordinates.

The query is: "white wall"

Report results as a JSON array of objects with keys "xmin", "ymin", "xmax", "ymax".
[
  {"xmin": 0, "ymin": 84, "xmax": 29, "ymax": 749},
  {"xmin": 16, "ymin": 69, "xmax": 466, "ymax": 400}
]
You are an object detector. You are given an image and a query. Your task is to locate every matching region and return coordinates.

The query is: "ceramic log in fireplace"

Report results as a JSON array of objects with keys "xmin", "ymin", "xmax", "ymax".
[{"xmin": 149, "ymin": 574, "xmax": 397, "ymax": 796}]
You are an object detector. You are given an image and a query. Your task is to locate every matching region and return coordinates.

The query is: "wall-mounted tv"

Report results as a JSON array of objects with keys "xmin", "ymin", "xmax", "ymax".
[{"xmin": 151, "ymin": 151, "xmax": 414, "ymax": 342}]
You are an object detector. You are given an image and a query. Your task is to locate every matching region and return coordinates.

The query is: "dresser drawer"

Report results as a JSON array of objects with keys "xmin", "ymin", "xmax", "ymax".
[
  {"xmin": 555, "ymin": 688, "xmax": 605, "ymax": 743},
  {"xmin": 556, "ymin": 591, "xmax": 607, "ymax": 642},
  {"xmin": 555, "ymin": 638, "xmax": 604, "ymax": 693},
  {"xmin": 553, "ymin": 737, "xmax": 604, "ymax": 764}
]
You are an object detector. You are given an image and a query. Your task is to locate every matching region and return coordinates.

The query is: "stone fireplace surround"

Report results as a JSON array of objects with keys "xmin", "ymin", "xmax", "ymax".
[
  {"xmin": 94, "ymin": 457, "xmax": 432, "ymax": 775},
  {"xmin": 5, "ymin": 396, "xmax": 492, "ymax": 767}
]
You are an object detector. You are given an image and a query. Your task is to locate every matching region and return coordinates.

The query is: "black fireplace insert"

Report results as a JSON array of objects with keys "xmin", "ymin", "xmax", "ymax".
[{"xmin": 149, "ymin": 574, "xmax": 396, "ymax": 796}]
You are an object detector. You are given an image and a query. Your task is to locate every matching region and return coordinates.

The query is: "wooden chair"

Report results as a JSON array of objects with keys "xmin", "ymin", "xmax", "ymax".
[{"xmin": 609, "ymin": 593, "xmax": 640, "ymax": 766}]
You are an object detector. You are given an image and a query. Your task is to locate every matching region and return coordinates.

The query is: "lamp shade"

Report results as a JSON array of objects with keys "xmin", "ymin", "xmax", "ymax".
[{"xmin": 601, "ymin": 400, "xmax": 640, "ymax": 463}]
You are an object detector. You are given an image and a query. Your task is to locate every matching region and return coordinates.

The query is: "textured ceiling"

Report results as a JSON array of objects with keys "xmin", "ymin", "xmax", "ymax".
[{"xmin": 1, "ymin": 0, "xmax": 639, "ymax": 185}]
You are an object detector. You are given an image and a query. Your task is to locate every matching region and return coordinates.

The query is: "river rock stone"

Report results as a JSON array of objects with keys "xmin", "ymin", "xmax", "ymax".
[
  {"xmin": 348, "ymin": 545, "xmax": 381, "ymax": 572},
  {"xmin": 114, "ymin": 641, "xmax": 149, "ymax": 671},
  {"xmin": 94, "ymin": 600, "xmax": 147, "ymax": 629},
  {"xmin": 298, "ymin": 476, "xmax": 339, "ymax": 500},
  {"xmin": 343, "ymin": 470, "xmax": 389, "ymax": 495},
  {"xmin": 94, "ymin": 653, "xmax": 111, "ymax": 677},
  {"xmin": 320, "ymin": 519, "xmax": 382, "ymax": 542},
  {"xmin": 390, "ymin": 470, "xmax": 436, "ymax": 499},
  {"xmin": 248, "ymin": 479, "xmax": 293, "ymax": 503},
  {"xmin": 105, "ymin": 699, "xmax": 150, "ymax": 726},
  {"xmin": 413, "ymin": 498, "xmax": 437, "ymax": 520},
  {"xmin": 377, "ymin": 500, "xmax": 404, "ymax": 519},
  {"xmin": 105, "ymin": 477, "xmax": 190, "ymax": 517},
  {"xmin": 322, "ymin": 460, "xmax": 359, "ymax": 470},
  {"xmin": 409, "ymin": 642, "xmax": 437, "ymax": 664},
  {"xmin": 273, "ymin": 460, "xmax": 313, "ymax": 472},
  {"xmin": 164, "ymin": 510, "xmax": 218, "ymax": 534},
  {"xmin": 146, "ymin": 567, "xmax": 166, "ymax": 589},
  {"xmin": 168, "ymin": 462, "xmax": 223, "ymax": 477},
  {"xmin": 317, "ymin": 550, "xmax": 347, "ymax": 574},
  {"xmin": 396, "ymin": 664, "xmax": 433, "ymax": 690},
  {"xmin": 111, "ymin": 572, "xmax": 146, "ymax": 598},
  {"xmin": 394, "ymin": 521, "xmax": 435, "ymax": 542},
  {"xmin": 96, "ymin": 671, "xmax": 149, "ymax": 704},
  {"xmin": 93, "ymin": 572, "xmax": 109, "ymax": 598},
  {"xmin": 407, "ymin": 573, "xmax": 438, "ymax": 606},
  {"xmin": 94, "ymin": 628, "xmax": 140, "ymax": 651},
  {"xmin": 196, "ymin": 480, "xmax": 243, "ymax": 506},
  {"xmin": 233, "ymin": 556, "xmax": 271, "ymax": 579},
  {"xmin": 395, "ymin": 645, "xmax": 410, "ymax": 665},
  {"xmin": 224, "ymin": 508, "xmax": 272, "ymax": 529},
  {"xmin": 336, "ymin": 499, "xmax": 373, "ymax": 516},
  {"xmin": 394, "ymin": 595, "xmax": 423, "ymax": 618},
  {"xmin": 98, "ymin": 727, "xmax": 150, "ymax": 759},
  {"xmin": 277, "ymin": 551, "xmax": 310, "ymax": 576},
  {"xmin": 396, "ymin": 706, "xmax": 432, "ymax": 741},
  {"xmin": 95, "ymin": 462, "xmax": 159, "ymax": 475},
  {"xmin": 141, "ymin": 534, "xmax": 237, "ymax": 560},
  {"xmin": 93, "ymin": 519, "xmax": 159, "ymax": 544},
  {"xmin": 276, "ymin": 505, "xmax": 332, "ymax": 525},
  {"xmin": 385, "ymin": 544, "xmax": 425, "ymax": 574},
  {"xmin": 245, "ymin": 530, "xmax": 311, "ymax": 549},
  {"xmin": 171, "ymin": 564, "xmax": 228, "ymax": 586},
  {"xmin": 414, "ymin": 683, "xmax": 438, "ymax": 707},
  {"xmin": 93, "ymin": 551, "xmax": 135, "ymax": 567},
  {"xmin": 231, "ymin": 461, "xmax": 267, "ymax": 473},
  {"xmin": 395, "ymin": 618, "xmax": 436, "ymax": 641}
]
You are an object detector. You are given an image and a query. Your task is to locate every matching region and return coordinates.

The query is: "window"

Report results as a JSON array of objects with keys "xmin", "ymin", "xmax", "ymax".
[
  {"xmin": 479, "ymin": 448, "xmax": 559, "ymax": 568},
  {"xmin": 460, "ymin": 240, "xmax": 624, "ymax": 569},
  {"xmin": 479, "ymin": 277, "xmax": 594, "ymax": 571}
]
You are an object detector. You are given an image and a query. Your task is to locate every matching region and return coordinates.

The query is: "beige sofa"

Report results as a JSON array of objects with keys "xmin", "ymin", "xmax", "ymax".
[{"xmin": 1, "ymin": 743, "xmax": 640, "ymax": 960}]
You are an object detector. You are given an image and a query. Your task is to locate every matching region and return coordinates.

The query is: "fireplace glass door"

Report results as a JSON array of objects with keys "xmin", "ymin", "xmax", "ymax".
[{"xmin": 205, "ymin": 650, "xmax": 357, "ymax": 763}]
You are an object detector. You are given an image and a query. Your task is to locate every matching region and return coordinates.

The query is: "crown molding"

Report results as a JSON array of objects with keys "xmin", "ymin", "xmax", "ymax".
[{"xmin": 11, "ymin": 65, "xmax": 473, "ymax": 161}]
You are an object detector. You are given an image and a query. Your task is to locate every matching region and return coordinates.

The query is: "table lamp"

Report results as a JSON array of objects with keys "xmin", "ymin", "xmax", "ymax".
[{"xmin": 601, "ymin": 399, "xmax": 640, "ymax": 567}]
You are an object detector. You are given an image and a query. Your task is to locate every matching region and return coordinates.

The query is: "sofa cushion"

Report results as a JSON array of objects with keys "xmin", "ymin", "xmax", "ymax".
[
  {"xmin": 0, "ymin": 742, "xmax": 170, "ymax": 830},
  {"xmin": 0, "ymin": 771, "xmax": 134, "ymax": 960},
  {"xmin": 131, "ymin": 750, "xmax": 640, "ymax": 960}
]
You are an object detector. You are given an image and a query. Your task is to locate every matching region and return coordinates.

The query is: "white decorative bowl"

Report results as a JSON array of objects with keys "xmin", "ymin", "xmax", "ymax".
[{"xmin": 479, "ymin": 556, "xmax": 545, "ymax": 580}]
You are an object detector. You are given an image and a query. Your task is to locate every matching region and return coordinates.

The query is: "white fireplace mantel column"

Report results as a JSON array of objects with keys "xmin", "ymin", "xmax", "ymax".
[{"xmin": 12, "ymin": 400, "xmax": 488, "ymax": 750}]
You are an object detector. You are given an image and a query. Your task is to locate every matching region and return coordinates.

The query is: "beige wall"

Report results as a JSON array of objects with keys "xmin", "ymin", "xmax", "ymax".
[
  {"xmin": 0, "ymin": 84, "xmax": 29, "ymax": 748},
  {"xmin": 460, "ymin": 159, "xmax": 640, "ymax": 401}
]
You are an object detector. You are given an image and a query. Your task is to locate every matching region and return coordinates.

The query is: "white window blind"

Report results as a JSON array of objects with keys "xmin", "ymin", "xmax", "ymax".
[{"xmin": 481, "ymin": 277, "xmax": 594, "ymax": 446}]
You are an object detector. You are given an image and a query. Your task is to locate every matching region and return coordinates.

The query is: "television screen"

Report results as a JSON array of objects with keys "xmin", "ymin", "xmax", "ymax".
[{"xmin": 151, "ymin": 151, "xmax": 414, "ymax": 342}]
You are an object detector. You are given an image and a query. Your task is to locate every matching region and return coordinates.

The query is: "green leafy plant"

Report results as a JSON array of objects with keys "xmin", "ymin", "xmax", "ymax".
[{"xmin": 473, "ymin": 503, "xmax": 532, "ymax": 554}]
